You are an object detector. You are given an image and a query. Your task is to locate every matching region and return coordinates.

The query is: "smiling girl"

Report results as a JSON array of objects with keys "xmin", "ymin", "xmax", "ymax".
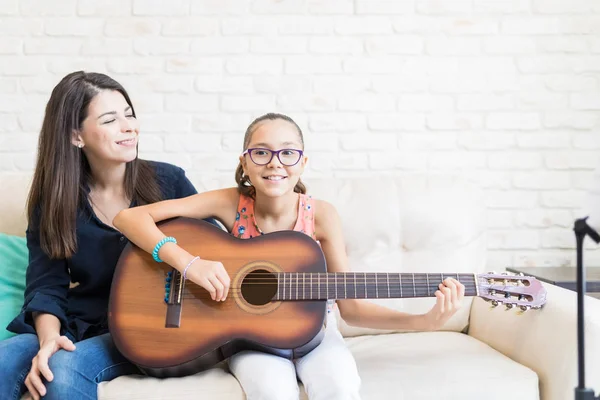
[{"xmin": 114, "ymin": 112, "xmax": 465, "ymax": 400}]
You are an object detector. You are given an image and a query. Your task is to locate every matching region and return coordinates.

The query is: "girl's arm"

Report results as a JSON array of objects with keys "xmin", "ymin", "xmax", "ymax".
[
  {"xmin": 113, "ymin": 187, "xmax": 239, "ymax": 302},
  {"xmin": 315, "ymin": 199, "xmax": 465, "ymax": 332}
]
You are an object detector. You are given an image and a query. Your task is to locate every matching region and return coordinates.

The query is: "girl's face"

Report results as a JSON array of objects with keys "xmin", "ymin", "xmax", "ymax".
[
  {"xmin": 73, "ymin": 90, "xmax": 139, "ymax": 166},
  {"xmin": 240, "ymin": 119, "xmax": 308, "ymax": 199}
]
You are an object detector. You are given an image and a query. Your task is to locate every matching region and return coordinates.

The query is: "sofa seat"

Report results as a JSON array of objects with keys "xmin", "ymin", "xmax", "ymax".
[
  {"xmin": 98, "ymin": 331, "xmax": 538, "ymax": 400},
  {"xmin": 347, "ymin": 332, "xmax": 538, "ymax": 400}
]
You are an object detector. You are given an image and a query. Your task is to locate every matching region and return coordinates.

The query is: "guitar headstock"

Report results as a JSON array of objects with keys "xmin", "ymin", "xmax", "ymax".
[{"xmin": 477, "ymin": 272, "xmax": 547, "ymax": 311}]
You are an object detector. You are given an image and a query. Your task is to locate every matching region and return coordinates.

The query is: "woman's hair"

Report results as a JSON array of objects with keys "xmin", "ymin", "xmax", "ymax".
[
  {"xmin": 27, "ymin": 71, "xmax": 163, "ymax": 259},
  {"xmin": 235, "ymin": 112, "xmax": 307, "ymax": 198}
]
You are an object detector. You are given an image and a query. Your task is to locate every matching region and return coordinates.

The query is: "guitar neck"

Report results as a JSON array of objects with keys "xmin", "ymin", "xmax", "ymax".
[{"xmin": 273, "ymin": 272, "xmax": 478, "ymax": 301}]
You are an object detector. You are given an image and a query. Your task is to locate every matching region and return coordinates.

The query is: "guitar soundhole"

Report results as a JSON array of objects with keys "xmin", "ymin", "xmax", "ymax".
[{"xmin": 241, "ymin": 269, "xmax": 277, "ymax": 306}]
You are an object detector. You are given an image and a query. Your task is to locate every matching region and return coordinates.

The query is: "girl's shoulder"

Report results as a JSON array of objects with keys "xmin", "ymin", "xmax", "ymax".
[
  {"xmin": 312, "ymin": 198, "xmax": 341, "ymax": 226},
  {"xmin": 310, "ymin": 197, "xmax": 333, "ymax": 212}
]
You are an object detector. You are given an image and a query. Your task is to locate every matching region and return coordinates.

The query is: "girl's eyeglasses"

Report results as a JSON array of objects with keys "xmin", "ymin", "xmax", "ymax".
[{"xmin": 242, "ymin": 148, "xmax": 304, "ymax": 166}]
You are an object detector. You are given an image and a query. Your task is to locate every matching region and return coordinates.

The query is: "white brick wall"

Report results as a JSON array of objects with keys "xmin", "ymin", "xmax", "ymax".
[{"xmin": 0, "ymin": 0, "xmax": 599, "ymax": 269}]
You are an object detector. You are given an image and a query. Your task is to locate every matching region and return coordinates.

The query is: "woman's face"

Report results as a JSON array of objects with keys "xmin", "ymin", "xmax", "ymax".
[
  {"xmin": 73, "ymin": 90, "xmax": 139, "ymax": 165},
  {"xmin": 240, "ymin": 119, "xmax": 307, "ymax": 199}
]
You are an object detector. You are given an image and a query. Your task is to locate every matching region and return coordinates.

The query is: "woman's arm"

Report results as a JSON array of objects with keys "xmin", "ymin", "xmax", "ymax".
[
  {"xmin": 33, "ymin": 313, "xmax": 61, "ymax": 345},
  {"xmin": 315, "ymin": 199, "xmax": 465, "ymax": 331},
  {"xmin": 113, "ymin": 187, "xmax": 239, "ymax": 301}
]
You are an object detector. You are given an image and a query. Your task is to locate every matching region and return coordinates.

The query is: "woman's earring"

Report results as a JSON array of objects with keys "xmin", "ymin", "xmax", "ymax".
[{"xmin": 77, "ymin": 143, "xmax": 83, "ymax": 148}]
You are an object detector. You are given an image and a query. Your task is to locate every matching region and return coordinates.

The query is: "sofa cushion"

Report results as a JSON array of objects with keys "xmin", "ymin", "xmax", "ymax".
[
  {"xmin": 98, "ymin": 365, "xmax": 245, "ymax": 400},
  {"xmin": 307, "ymin": 175, "xmax": 487, "ymax": 337},
  {"xmin": 0, "ymin": 173, "xmax": 30, "ymax": 237},
  {"xmin": 0, "ymin": 232, "xmax": 27, "ymax": 341},
  {"xmin": 346, "ymin": 331, "xmax": 539, "ymax": 400},
  {"xmin": 98, "ymin": 332, "xmax": 539, "ymax": 400}
]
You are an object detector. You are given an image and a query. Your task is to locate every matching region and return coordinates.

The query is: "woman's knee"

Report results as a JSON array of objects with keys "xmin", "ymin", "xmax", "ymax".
[
  {"xmin": 44, "ymin": 350, "xmax": 94, "ymax": 400},
  {"xmin": 0, "ymin": 334, "xmax": 39, "ymax": 400},
  {"xmin": 0, "ymin": 334, "xmax": 38, "ymax": 376}
]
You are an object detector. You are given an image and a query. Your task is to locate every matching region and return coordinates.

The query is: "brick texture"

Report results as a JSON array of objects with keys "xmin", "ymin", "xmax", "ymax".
[{"xmin": 0, "ymin": 0, "xmax": 598, "ymax": 267}]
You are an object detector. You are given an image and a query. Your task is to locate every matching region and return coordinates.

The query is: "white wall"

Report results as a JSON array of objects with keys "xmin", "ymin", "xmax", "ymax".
[{"xmin": 1, "ymin": 0, "xmax": 599, "ymax": 268}]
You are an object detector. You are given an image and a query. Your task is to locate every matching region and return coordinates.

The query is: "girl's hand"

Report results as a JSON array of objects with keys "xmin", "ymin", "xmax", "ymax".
[
  {"xmin": 422, "ymin": 278, "xmax": 465, "ymax": 331},
  {"xmin": 185, "ymin": 258, "xmax": 231, "ymax": 301},
  {"xmin": 24, "ymin": 335, "xmax": 76, "ymax": 400}
]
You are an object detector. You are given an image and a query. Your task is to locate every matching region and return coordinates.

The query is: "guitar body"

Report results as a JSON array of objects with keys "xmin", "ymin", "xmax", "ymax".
[{"xmin": 108, "ymin": 217, "xmax": 328, "ymax": 378}]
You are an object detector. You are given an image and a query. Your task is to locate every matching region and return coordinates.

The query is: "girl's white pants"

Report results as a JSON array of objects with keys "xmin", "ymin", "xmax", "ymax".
[{"xmin": 228, "ymin": 313, "xmax": 362, "ymax": 400}]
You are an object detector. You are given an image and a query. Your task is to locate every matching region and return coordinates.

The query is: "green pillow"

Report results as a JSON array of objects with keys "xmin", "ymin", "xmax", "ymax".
[{"xmin": 0, "ymin": 233, "xmax": 27, "ymax": 341}]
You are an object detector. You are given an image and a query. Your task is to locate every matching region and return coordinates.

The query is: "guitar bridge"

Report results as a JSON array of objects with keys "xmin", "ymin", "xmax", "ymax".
[
  {"xmin": 165, "ymin": 304, "xmax": 182, "ymax": 328},
  {"xmin": 164, "ymin": 269, "xmax": 184, "ymax": 328}
]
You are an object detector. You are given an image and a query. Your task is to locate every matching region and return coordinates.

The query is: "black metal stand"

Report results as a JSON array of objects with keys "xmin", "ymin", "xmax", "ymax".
[{"xmin": 573, "ymin": 217, "xmax": 600, "ymax": 400}]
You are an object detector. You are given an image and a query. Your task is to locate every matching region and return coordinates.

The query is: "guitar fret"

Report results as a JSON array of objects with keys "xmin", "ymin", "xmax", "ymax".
[
  {"xmin": 354, "ymin": 272, "xmax": 357, "ymax": 299},
  {"xmin": 282, "ymin": 273, "xmax": 286, "ymax": 300},
  {"xmin": 303, "ymin": 273, "xmax": 305, "ymax": 300},
  {"xmin": 289, "ymin": 273, "xmax": 292, "ymax": 300},
  {"xmin": 310, "ymin": 273, "xmax": 313, "ymax": 300},
  {"xmin": 412, "ymin": 273, "xmax": 416, "ymax": 297},
  {"xmin": 375, "ymin": 273, "xmax": 379, "ymax": 298},
  {"xmin": 318, "ymin": 273, "xmax": 321, "ymax": 300},
  {"xmin": 335, "ymin": 273, "xmax": 337, "ymax": 300},
  {"xmin": 277, "ymin": 273, "xmax": 280, "ymax": 301},
  {"xmin": 326, "ymin": 273, "xmax": 329, "ymax": 299},
  {"xmin": 426, "ymin": 274, "xmax": 430, "ymax": 296},
  {"xmin": 344, "ymin": 273, "xmax": 347, "ymax": 299},
  {"xmin": 387, "ymin": 273, "xmax": 390, "ymax": 298},
  {"xmin": 399, "ymin": 273, "xmax": 402, "ymax": 297},
  {"xmin": 364, "ymin": 272, "xmax": 367, "ymax": 298},
  {"xmin": 296, "ymin": 272, "xmax": 298, "ymax": 301}
]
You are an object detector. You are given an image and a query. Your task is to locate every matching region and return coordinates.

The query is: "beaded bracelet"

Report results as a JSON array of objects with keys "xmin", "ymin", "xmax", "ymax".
[
  {"xmin": 152, "ymin": 236, "xmax": 177, "ymax": 263},
  {"xmin": 183, "ymin": 256, "xmax": 200, "ymax": 280}
]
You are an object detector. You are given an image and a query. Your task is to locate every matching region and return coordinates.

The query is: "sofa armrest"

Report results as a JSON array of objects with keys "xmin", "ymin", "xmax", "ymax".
[{"xmin": 468, "ymin": 283, "xmax": 600, "ymax": 400}]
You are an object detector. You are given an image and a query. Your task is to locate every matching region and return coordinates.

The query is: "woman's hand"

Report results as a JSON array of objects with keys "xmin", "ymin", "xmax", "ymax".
[
  {"xmin": 185, "ymin": 258, "xmax": 231, "ymax": 301},
  {"xmin": 24, "ymin": 335, "xmax": 76, "ymax": 400},
  {"xmin": 422, "ymin": 278, "xmax": 465, "ymax": 331}
]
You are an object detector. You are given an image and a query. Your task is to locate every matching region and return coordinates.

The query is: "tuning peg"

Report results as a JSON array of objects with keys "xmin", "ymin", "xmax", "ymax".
[
  {"xmin": 519, "ymin": 305, "xmax": 530, "ymax": 312},
  {"xmin": 490, "ymin": 290, "xmax": 496, "ymax": 296},
  {"xmin": 491, "ymin": 300, "xmax": 499, "ymax": 307},
  {"xmin": 505, "ymin": 303, "xmax": 514, "ymax": 310}
]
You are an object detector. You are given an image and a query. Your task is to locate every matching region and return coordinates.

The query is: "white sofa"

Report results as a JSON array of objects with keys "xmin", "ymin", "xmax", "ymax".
[{"xmin": 2, "ymin": 171, "xmax": 599, "ymax": 400}]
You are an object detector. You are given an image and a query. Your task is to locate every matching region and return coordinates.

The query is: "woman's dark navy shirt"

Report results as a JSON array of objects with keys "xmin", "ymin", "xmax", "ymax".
[{"xmin": 6, "ymin": 161, "xmax": 213, "ymax": 342}]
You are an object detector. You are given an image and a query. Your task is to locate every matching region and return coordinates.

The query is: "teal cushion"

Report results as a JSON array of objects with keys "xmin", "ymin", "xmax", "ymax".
[{"xmin": 0, "ymin": 233, "xmax": 27, "ymax": 341}]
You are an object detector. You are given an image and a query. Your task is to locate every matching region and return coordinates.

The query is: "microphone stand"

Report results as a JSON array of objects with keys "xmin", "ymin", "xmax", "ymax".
[{"xmin": 573, "ymin": 217, "xmax": 600, "ymax": 400}]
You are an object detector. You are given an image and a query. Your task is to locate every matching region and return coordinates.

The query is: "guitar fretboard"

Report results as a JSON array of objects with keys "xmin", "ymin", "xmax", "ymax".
[{"xmin": 272, "ymin": 272, "xmax": 477, "ymax": 301}]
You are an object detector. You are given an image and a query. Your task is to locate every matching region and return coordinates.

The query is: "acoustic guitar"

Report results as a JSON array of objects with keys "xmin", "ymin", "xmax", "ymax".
[{"xmin": 108, "ymin": 217, "xmax": 547, "ymax": 378}]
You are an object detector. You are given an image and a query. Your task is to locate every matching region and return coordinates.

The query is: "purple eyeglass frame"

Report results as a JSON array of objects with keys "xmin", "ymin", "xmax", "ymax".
[{"xmin": 242, "ymin": 148, "xmax": 304, "ymax": 166}]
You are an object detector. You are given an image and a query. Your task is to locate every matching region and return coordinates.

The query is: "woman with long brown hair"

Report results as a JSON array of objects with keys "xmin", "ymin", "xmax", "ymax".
[{"xmin": 0, "ymin": 71, "xmax": 215, "ymax": 400}]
